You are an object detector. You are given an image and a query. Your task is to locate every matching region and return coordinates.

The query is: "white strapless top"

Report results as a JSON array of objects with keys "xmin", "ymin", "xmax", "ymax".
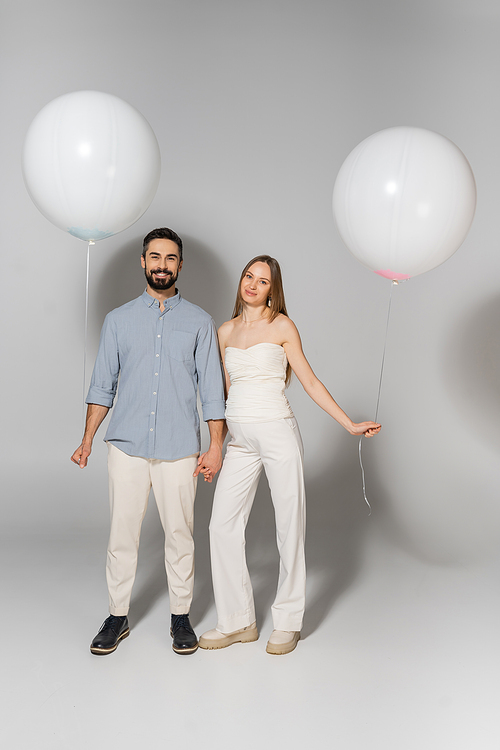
[{"xmin": 224, "ymin": 343, "xmax": 294, "ymax": 423}]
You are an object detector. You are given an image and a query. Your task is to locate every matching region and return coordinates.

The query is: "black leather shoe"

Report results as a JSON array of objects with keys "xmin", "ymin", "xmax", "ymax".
[
  {"xmin": 90, "ymin": 615, "xmax": 130, "ymax": 655},
  {"xmin": 170, "ymin": 614, "xmax": 198, "ymax": 655}
]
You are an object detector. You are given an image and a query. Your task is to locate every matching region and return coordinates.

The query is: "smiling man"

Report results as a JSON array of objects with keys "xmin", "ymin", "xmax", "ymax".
[{"xmin": 71, "ymin": 227, "xmax": 225, "ymax": 656}]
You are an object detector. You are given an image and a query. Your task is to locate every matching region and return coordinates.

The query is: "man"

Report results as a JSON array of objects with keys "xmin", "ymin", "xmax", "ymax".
[{"xmin": 71, "ymin": 227, "xmax": 225, "ymax": 656}]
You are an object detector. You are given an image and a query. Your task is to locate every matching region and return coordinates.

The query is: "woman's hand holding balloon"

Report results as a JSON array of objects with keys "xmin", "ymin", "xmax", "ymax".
[{"xmin": 348, "ymin": 421, "xmax": 381, "ymax": 437}]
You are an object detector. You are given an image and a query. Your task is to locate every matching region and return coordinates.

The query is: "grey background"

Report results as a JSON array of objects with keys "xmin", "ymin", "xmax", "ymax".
[{"xmin": 2, "ymin": 1, "xmax": 500, "ymax": 748}]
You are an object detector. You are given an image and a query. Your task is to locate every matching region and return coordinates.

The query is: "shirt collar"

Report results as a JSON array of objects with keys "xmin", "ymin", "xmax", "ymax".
[{"xmin": 142, "ymin": 288, "xmax": 182, "ymax": 311}]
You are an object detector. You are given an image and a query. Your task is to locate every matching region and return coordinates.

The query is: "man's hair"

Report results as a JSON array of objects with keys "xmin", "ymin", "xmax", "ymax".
[{"xmin": 142, "ymin": 227, "xmax": 183, "ymax": 261}]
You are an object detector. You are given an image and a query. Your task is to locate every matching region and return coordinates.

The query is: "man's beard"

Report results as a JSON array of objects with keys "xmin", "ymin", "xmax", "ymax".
[{"xmin": 145, "ymin": 267, "xmax": 178, "ymax": 291}]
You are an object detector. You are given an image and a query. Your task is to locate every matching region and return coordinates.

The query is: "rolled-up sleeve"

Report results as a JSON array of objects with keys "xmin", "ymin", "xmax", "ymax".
[
  {"xmin": 195, "ymin": 318, "xmax": 226, "ymax": 421},
  {"xmin": 86, "ymin": 314, "xmax": 120, "ymax": 407}
]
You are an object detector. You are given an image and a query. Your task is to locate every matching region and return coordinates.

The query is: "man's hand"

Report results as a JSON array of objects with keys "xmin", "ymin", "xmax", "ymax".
[
  {"xmin": 193, "ymin": 419, "xmax": 226, "ymax": 482},
  {"xmin": 71, "ymin": 442, "xmax": 92, "ymax": 468},
  {"xmin": 70, "ymin": 404, "xmax": 110, "ymax": 469},
  {"xmin": 193, "ymin": 446, "xmax": 223, "ymax": 483}
]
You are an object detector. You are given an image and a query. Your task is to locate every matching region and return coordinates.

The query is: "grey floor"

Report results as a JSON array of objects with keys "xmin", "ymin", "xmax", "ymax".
[{"xmin": 3, "ymin": 484, "xmax": 500, "ymax": 750}]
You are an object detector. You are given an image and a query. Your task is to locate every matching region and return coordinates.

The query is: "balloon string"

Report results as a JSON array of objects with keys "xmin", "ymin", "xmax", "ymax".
[
  {"xmin": 358, "ymin": 280, "xmax": 397, "ymax": 515},
  {"xmin": 82, "ymin": 241, "xmax": 94, "ymax": 433}
]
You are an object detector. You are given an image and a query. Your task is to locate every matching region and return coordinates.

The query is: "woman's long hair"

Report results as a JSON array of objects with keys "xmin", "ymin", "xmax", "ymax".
[{"xmin": 232, "ymin": 255, "xmax": 292, "ymax": 385}]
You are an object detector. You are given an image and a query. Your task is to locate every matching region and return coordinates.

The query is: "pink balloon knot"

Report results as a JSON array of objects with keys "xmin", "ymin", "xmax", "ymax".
[{"xmin": 375, "ymin": 269, "xmax": 411, "ymax": 281}]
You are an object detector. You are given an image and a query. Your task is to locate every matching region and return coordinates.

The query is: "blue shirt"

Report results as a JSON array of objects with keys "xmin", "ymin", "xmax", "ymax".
[{"xmin": 86, "ymin": 289, "xmax": 226, "ymax": 460}]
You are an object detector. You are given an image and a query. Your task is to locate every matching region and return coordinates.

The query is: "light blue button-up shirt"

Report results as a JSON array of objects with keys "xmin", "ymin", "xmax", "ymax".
[{"xmin": 86, "ymin": 289, "xmax": 225, "ymax": 460}]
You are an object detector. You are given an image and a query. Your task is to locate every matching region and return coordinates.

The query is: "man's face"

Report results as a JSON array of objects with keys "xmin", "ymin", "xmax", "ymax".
[{"xmin": 141, "ymin": 238, "xmax": 182, "ymax": 291}]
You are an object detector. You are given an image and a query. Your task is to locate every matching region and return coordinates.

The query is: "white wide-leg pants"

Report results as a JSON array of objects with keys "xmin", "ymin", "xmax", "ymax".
[
  {"xmin": 209, "ymin": 417, "xmax": 306, "ymax": 633},
  {"xmin": 106, "ymin": 443, "xmax": 198, "ymax": 616}
]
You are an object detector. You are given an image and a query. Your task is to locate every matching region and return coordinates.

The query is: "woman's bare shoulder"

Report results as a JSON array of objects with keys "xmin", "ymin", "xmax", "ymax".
[
  {"xmin": 273, "ymin": 314, "xmax": 299, "ymax": 339},
  {"xmin": 219, "ymin": 317, "xmax": 239, "ymax": 333},
  {"xmin": 218, "ymin": 317, "xmax": 239, "ymax": 345}
]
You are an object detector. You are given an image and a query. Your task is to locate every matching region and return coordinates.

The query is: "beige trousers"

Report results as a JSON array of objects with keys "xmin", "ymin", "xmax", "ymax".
[
  {"xmin": 209, "ymin": 417, "xmax": 306, "ymax": 633},
  {"xmin": 106, "ymin": 443, "xmax": 198, "ymax": 616}
]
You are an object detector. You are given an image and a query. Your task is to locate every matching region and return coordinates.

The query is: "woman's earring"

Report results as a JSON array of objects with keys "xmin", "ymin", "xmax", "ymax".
[{"xmin": 267, "ymin": 296, "xmax": 272, "ymax": 307}]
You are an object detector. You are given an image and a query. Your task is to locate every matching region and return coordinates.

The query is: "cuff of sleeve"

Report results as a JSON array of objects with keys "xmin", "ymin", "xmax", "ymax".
[
  {"xmin": 86, "ymin": 386, "xmax": 115, "ymax": 408},
  {"xmin": 202, "ymin": 400, "xmax": 226, "ymax": 422}
]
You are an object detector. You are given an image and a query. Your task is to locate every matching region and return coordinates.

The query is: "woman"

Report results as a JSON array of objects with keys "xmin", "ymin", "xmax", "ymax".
[{"xmin": 199, "ymin": 255, "xmax": 380, "ymax": 655}]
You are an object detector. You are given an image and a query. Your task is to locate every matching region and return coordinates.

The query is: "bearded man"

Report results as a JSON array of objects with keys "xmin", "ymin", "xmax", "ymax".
[{"xmin": 71, "ymin": 227, "xmax": 225, "ymax": 656}]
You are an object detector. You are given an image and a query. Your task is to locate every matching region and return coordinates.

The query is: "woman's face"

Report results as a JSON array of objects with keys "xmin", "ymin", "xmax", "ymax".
[{"xmin": 240, "ymin": 262, "xmax": 272, "ymax": 307}]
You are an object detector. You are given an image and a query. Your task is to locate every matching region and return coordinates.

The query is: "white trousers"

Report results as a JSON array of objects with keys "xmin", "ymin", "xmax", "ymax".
[
  {"xmin": 209, "ymin": 417, "xmax": 306, "ymax": 633},
  {"xmin": 106, "ymin": 443, "xmax": 198, "ymax": 616}
]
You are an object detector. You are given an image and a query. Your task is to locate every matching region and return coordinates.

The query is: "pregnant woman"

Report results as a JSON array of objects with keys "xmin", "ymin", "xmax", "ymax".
[{"xmin": 199, "ymin": 255, "xmax": 380, "ymax": 655}]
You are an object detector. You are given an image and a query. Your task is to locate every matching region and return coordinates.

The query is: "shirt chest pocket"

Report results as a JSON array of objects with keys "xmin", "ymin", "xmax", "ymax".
[{"xmin": 167, "ymin": 330, "xmax": 196, "ymax": 362}]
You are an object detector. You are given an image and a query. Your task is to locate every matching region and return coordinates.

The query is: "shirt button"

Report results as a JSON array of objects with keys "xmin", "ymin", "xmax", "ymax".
[
  {"xmin": 153, "ymin": 391, "xmax": 157, "ymax": 395},
  {"xmin": 155, "ymin": 373, "xmax": 158, "ymax": 376},
  {"xmin": 157, "ymin": 334, "xmax": 161, "ymax": 338},
  {"xmin": 151, "ymin": 411, "xmax": 155, "ymax": 415},
  {"xmin": 150, "ymin": 428, "xmax": 153, "ymax": 432},
  {"xmin": 156, "ymin": 354, "xmax": 159, "ymax": 357}
]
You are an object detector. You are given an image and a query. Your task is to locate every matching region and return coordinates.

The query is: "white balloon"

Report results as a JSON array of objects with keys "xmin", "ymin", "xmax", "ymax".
[
  {"xmin": 332, "ymin": 126, "xmax": 477, "ymax": 280},
  {"xmin": 22, "ymin": 90, "xmax": 161, "ymax": 241}
]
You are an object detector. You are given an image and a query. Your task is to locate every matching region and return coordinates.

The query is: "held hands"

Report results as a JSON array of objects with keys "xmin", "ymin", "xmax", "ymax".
[
  {"xmin": 348, "ymin": 421, "xmax": 381, "ymax": 438},
  {"xmin": 193, "ymin": 446, "xmax": 223, "ymax": 483},
  {"xmin": 70, "ymin": 443, "xmax": 92, "ymax": 468}
]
